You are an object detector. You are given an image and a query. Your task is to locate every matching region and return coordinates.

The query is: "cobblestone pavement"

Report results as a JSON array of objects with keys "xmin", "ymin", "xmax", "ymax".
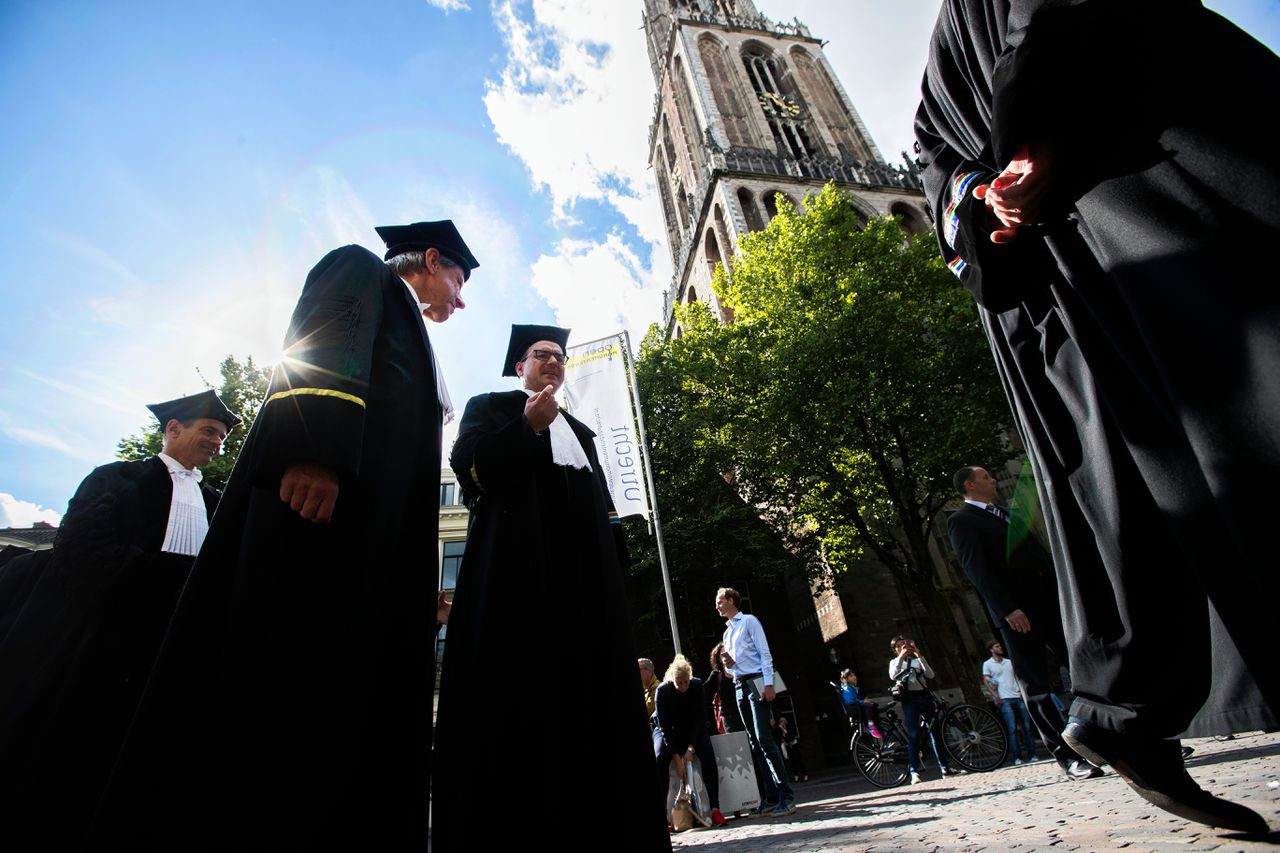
[{"xmin": 672, "ymin": 732, "xmax": 1280, "ymax": 851}]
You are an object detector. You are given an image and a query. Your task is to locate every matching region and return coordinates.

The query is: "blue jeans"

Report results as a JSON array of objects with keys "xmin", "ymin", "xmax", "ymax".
[
  {"xmin": 735, "ymin": 679, "xmax": 794, "ymax": 805},
  {"xmin": 901, "ymin": 692, "xmax": 948, "ymax": 774},
  {"xmin": 998, "ymin": 696, "xmax": 1036, "ymax": 760}
]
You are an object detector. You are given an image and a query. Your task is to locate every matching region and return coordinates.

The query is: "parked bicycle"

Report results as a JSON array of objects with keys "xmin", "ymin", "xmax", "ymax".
[{"xmin": 834, "ymin": 681, "xmax": 1008, "ymax": 788}]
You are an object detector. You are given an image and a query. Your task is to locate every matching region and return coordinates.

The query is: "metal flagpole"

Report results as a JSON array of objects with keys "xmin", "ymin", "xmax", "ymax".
[{"xmin": 620, "ymin": 329, "xmax": 682, "ymax": 655}]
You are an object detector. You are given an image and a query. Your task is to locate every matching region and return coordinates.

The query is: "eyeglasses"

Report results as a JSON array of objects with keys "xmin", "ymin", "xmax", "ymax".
[{"xmin": 524, "ymin": 349, "xmax": 569, "ymax": 365}]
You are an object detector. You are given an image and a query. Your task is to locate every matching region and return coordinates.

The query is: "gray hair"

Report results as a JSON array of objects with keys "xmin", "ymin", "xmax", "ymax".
[{"xmin": 387, "ymin": 250, "xmax": 460, "ymax": 278}]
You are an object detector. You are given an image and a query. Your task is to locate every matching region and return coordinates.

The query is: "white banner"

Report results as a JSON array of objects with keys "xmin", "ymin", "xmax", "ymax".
[{"xmin": 562, "ymin": 335, "xmax": 651, "ymax": 519}]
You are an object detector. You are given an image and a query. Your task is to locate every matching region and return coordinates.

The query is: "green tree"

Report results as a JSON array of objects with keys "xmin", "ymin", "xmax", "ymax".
[
  {"xmin": 635, "ymin": 184, "xmax": 1014, "ymax": 691},
  {"xmin": 117, "ymin": 355, "xmax": 272, "ymax": 492},
  {"xmin": 624, "ymin": 324, "xmax": 809, "ymax": 662}
]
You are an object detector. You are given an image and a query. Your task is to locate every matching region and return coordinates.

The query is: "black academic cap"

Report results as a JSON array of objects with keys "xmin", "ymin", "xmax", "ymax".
[
  {"xmin": 503, "ymin": 324, "xmax": 571, "ymax": 377},
  {"xmin": 146, "ymin": 389, "xmax": 242, "ymax": 430},
  {"xmin": 374, "ymin": 219, "xmax": 480, "ymax": 281}
]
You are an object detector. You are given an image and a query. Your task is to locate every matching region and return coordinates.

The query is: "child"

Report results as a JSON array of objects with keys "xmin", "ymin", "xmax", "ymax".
[{"xmin": 840, "ymin": 669, "xmax": 883, "ymax": 739}]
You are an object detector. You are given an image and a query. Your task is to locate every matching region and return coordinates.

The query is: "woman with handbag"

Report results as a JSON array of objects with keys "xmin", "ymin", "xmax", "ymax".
[
  {"xmin": 703, "ymin": 643, "xmax": 743, "ymax": 735},
  {"xmin": 889, "ymin": 635, "xmax": 954, "ymax": 785},
  {"xmin": 655, "ymin": 655, "xmax": 727, "ymax": 829}
]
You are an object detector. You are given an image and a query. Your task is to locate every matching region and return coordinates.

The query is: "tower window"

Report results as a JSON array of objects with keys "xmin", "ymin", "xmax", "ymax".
[
  {"xmin": 763, "ymin": 190, "xmax": 792, "ymax": 220},
  {"xmin": 742, "ymin": 46, "xmax": 819, "ymax": 167},
  {"xmin": 737, "ymin": 187, "xmax": 766, "ymax": 232}
]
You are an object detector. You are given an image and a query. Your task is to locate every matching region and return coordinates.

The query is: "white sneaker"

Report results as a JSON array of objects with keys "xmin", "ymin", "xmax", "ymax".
[
  {"xmin": 910, "ymin": 772, "xmax": 922, "ymax": 785},
  {"xmin": 1014, "ymin": 758, "xmax": 1024, "ymax": 766}
]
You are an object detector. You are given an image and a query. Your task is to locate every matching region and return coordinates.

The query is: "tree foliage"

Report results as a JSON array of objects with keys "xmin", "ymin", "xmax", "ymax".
[
  {"xmin": 117, "ymin": 355, "xmax": 272, "ymax": 492},
  {"xmin": 635, "ymin": 184, "xmax": 1013, "ymax": 647}
]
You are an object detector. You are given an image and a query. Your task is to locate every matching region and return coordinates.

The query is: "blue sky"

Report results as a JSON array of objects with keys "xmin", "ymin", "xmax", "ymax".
[{"xmin": 2, "ymin": 0, "xmax": 1277, "ymax": 525}]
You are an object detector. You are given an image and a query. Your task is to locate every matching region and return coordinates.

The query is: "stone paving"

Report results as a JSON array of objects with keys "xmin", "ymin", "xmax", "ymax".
[{"xmin": 672, "ymin": 732, "xmax": 1280, "ymax": 851}]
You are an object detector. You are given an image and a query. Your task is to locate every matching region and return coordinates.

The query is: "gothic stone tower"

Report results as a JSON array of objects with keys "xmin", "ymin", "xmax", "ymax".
[
  {"xmin": 640, "ymin": 2, "xmax": 996, "ymax": 753},
  {"xmin": 643, "ymin": 0, "xmax": 929, "ymax": 336}
]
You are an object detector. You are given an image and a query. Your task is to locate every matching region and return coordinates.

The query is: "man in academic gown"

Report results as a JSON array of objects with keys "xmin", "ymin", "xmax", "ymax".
[
  {"xmin": 0, "ymin": 390, "xmax": 237, "ymax": 851},
  {"xmin": 88, "ymin": 221, "xmax": 478, "ymax": 850},
  {"xmin": 916, "ymin": 0, "xmax": 1278, "ymax": 833},
  {"xmin": 433, "ymin": 325, "xmax": 671, "ymax": 852},
  {"xmin": 946, "ymin": 466, "xmax": 1102, "ymax": 781}
]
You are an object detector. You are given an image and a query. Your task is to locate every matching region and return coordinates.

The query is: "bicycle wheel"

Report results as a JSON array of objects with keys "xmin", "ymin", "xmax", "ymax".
[
  {"xmin": 853, "ymin": 722, "xmax": 910, "ymax": 788},
  {"xmin": 941, "ymin": 704, "xmax": 1008, "ymax": 772}
]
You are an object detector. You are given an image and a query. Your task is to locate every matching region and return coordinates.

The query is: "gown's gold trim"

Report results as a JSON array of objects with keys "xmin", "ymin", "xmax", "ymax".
[{"xmin": 265, "ymin": 388, "xmax": 366, "ymax": 408}]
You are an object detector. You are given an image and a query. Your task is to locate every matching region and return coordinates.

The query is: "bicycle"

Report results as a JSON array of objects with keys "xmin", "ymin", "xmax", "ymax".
[{"xmin": 834, "ymin": 682, "xmax": 1008, "ymax": 788}]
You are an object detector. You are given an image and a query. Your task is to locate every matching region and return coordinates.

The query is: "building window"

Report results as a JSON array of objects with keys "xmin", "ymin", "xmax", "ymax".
[
  {"xmin": 737, "ymin": 187, "xmax": 766, "ymax": 232},
  {"xmin": 436, "ymin": 538, "xmax": 467, "ymax": 691},
  {"xmin": 890, "ymin": 201, "xmax": 927, "ymax": 237},
  {"xmin": 763, "ymin": 190, "xmax": 792, "ymax": 220},
  {"xmin": 440, "ymin": 482, "xmax": 456, "ymax": 506},
  {"xmin": 441, "ymin": 539, "xmax": 466, "ymax": 590},
  {"xmin": 741, "ymin": 46, "xmax": 820, "ymax": 169}
]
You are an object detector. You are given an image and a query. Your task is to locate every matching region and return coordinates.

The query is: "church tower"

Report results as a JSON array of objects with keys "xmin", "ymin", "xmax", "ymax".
[{"xmin": 642, "ymin": 0, "xmax": 928, "ymax": 335}]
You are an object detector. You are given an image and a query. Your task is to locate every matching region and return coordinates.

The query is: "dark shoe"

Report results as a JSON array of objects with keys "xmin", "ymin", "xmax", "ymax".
[
  {"xmin": 769, "ymin": 799, "xmax": 796, "ymax": 816},
  {"xmin": 1181, "ymin": 745, "xmax": 1195, "ymax": 759},
  {"xmin": 1061, "ymin": 759, "xmax": 1105, "ymax": 781},
  {"xmin": 1062, "ymin": 721, "xmax": 1268, "ymax": 834}
]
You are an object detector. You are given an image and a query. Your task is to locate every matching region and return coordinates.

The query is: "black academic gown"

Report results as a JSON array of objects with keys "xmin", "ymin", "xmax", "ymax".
[
  {"xmin": 0, "ymin": 457, "xmax": 218, "ymax": 852},
  {"xmin": 434, "ymin": 390, "xmax": 671, "ymax": 852},
  {"xmin": 89, "ymin": 245, "xmax": 444, "ymax": 850},
  {"xmin": 917, "ymin": 0, "xmax": 1279, "ymax": 738}
]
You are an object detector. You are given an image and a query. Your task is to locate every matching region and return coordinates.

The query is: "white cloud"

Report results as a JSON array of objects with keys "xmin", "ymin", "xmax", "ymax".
[
  {"xmin": 484, "ymin": 1, "xmax": 675, "ymax": 340},
  {"xmin": 484, "ymin": 0, "xmax": 658, "ymax": 223},
  {"xmin": 0, "ymin": 492, "xmax": 62, "ymax": 528},
  {"xmin": 528, "ymin": 233, "xmax": 666, "ymax": 344},
  {"xmin": 17, "ymin": 369, "xmax": 144, "ymax": 418},
  {"xmin": 426, "ymin": 0, "xmax": 471, "ymax": 11},
  {"xmin": 0, "ymin": 421, "xmax": 96, "ymax": 463}
]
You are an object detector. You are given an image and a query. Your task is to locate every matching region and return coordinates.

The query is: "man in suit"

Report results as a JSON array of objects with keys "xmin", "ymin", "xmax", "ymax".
[
  {"xmin": 947, "ymin": 465, "xmax": 1102, "ymax": 781},
  {"xmin": 434, "ymin": 324, "xmax": 671, "ymax": 852},
  {"xmin": 0, "ymin": 390, "xmax": 239, "ymax": 850}
]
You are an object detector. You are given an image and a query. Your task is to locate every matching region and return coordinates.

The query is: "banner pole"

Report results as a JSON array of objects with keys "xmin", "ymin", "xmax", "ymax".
[{"xmin": 621, "ymin": 329, "xmax": 682, "ymax": 655}]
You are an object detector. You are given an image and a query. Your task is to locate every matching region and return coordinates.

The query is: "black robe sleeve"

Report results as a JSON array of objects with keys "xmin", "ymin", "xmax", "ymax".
[
  {"xmin": 915, "ymin": 0, "xmax": 1181, "ymax": 313},
  {"xmin": 49, "ymin": 463, "xmax": 155, "ymax": 601},
  {"xmin": 241, "ymin": 245, "xmax": 386, "ymax": 488},
  {"xmin": 450, "ymin": 392, "xmax": 545, "ymax": 502}
]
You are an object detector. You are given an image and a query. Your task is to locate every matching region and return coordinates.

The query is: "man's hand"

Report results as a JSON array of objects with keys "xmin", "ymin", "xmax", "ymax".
[
  {"xmin": 672, "ymin": 753, "xmax": 686, "ymax": 780},
  {"xmin": 279, "ymin": 463, "xmax": 340, "ymax": 523},
  {"xmin": 973, "ymin": 144, "xmax": 1053, "ymax": 244},
  {"xmin": 762, "ymin": 685, "xmax": 776, "ymax": 703},
  {"xmin": 1005, "ymin": 609, "xmax": 1031, "ymax": 633},
  {"xmin": 437, "ymin": 590, "xmax": 452, "ymax": 626},
  {"xmin": 524, "ymin": 385, "xmax": 559, "ymax": 433}
]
